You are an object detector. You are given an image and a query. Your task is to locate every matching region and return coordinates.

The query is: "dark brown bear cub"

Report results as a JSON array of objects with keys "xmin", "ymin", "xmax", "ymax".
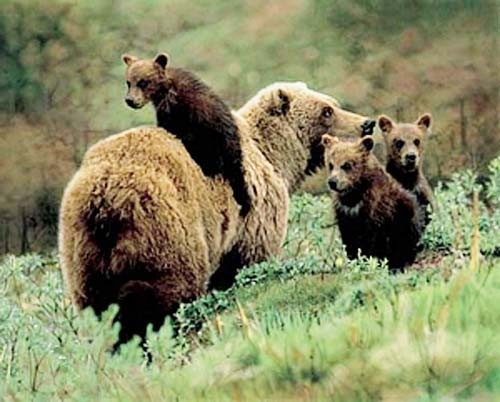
[
  {"xmin": 322, "ymin": 135, "xmax": 420, "ymax": 271},
  {"xmin": 122, "ymin": 53, "xmax": 251, "ymax": 216},
  {"xmin": 378, "ymin": 113, "xmax": 433, "ymax": 228}
]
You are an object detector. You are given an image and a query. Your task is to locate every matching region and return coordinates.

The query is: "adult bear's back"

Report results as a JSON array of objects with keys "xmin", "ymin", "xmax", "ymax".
[{"xmin": 58, "ymin": 126, "xmax": 240, "ymax": 341}]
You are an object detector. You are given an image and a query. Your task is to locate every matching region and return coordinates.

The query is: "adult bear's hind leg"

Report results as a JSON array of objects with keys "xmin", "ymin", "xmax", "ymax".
[
  {"xmin": 114, "ymin": 271, "xmax": 205, "ymax": 349},
  {"xmin": 207, "ymin": 246, "xmax": 245, "ymax": 291}
]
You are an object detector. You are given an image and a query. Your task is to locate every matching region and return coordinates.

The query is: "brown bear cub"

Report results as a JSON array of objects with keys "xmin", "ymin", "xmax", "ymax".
[
  {"xmin": 122, "ymin": 53, "xmax": 251, "ymax": 216},
  {"xmin": 378, "ymin": 114, "xmax": 433, "ymax": 227},
  {"xmin": 322, "ymin": 135, "xmax": 421, "ymax": 271}
]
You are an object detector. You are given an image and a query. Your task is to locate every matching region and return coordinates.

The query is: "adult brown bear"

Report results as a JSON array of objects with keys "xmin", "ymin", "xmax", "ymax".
[{"xmin": 59, "ymin": 81, "xmax": 374, "ymax": 344}]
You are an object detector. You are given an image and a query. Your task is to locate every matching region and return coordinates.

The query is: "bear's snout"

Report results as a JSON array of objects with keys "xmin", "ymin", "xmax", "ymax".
[
  {"xmin": 361, "ymin": 119, "xmax": 376, "ymax": 136},
  {"xmin": 404, "ymin": 153, "xmax": 418, "ymax": 169},
  {"xmin": 328, "ymin": 178, "xmax": 338, "ymax": 191},
  {"xmin": 406, "ymin": 153, "xmax": 417, "ymax": 163},
  {"xmin": 125, "ymin": 98, "xmax": 141, "ymax": 109}
]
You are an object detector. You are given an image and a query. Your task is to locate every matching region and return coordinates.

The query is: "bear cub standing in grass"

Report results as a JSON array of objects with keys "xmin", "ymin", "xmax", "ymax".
[
  {"xmin": 378, "ymin": 114, "xmax": 433, "ymax": 228},
  {"xmin": 323, "ymin": 135, "xmax": 421, "ymax": 271},
  {"xmin": 122, "ymin": 53, "xmax": 251, "ymax": 216}
]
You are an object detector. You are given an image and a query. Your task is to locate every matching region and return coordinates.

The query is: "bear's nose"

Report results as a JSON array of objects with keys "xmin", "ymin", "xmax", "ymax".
[
  {"xmin": 406, "ymin": 153, "xmax": 417, "ymax": 162},
  {"xmin": 125, "ymin": 98, "xmax": 138, "ymax": 109},
  {"xmin": 328, "ymin": 178, "xmax": 337, "ymax": 191},
  {"xmin": 361, "ymin": 119, "xmax": 376, "ymax": 136}
]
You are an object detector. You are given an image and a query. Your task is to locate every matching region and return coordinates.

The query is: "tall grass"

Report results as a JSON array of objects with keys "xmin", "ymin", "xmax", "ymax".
[{"xmin": 0, "ymin": 157, "xmax": 499, "ymax": 401}]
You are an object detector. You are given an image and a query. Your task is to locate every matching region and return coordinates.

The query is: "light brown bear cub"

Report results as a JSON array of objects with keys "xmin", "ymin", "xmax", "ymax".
[
  {"xmin": 122, "ymin": 53, "xmax": 251, "ymax": 216},
  {"xmin": 322, "ymin": 135, "xmax": 420, "ymax": 271},
  {"xmin": 378, "ymin": 114, "xmax": 433, "ymax": 227}
]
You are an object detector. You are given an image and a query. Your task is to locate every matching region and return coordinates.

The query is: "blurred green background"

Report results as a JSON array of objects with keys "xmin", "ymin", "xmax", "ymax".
[{"xmin": 0, "ymin": 0, "xmax": 498, "ymax": 254}]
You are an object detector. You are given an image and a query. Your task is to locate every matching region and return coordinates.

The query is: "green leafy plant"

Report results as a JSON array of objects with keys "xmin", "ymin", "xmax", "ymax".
[{"xmin": 1, "ymin": 160, "xmax": 499, "ymax": 400}]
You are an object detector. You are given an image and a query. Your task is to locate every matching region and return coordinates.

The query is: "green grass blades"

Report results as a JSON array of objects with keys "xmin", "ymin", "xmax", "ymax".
[{"xmin": 1, "ymin": 157, "xmax": 499, "ymax": 401}]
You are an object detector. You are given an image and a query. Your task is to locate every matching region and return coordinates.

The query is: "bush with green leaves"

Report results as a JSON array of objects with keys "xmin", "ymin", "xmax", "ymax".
[
  {"xmin": 424, "ymin": 156, "xmax": 500, "ymax": 255},
  {"xmin": 1, "ymin": 159, "xmax": 499, "ymax": 401},
  {"xmin": 177, "ymin": 156, "xmax": 500, "ymax": 335}
]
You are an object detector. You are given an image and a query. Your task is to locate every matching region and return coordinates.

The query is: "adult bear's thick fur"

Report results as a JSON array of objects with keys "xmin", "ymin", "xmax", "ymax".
[{"xmin": 59, "ymin": 82, "xmax": 374, "ymax": 344}]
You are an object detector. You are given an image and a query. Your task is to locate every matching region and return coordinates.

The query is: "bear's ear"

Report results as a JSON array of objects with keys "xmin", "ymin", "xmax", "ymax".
[
  {"xmin": 359, "ymin": 136, "xmax": 374, "ymax": 153},
  {"xmin": 321, "ymin": 134, "xmax": 338, "ymax": 148},
  {"xmin": 378, "ymin": 115, "xmax": 394, "ymax": 134},
  {"xmin": 269, "ymin": 88, "xmax": 291, "ymax": 116},
  {"xmin": 416, "ymin": 113, "xmax": 432, "ymax": 131},
  {"xmin": 154, "ymin": 53, "xmax": 170, "ymax": 69},
  {"xmin": 122, "ymin": 54, "xmax": 138, "ymax": 66}
]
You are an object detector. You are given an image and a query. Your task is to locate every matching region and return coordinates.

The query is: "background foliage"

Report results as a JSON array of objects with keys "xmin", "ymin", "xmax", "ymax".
[{"xmin": 0, "ymin": 0, "xmax": 498, "ymax": 254}]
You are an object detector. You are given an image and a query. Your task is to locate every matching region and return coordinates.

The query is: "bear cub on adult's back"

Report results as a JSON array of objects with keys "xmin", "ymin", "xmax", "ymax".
[
  {"xmin": 323, "ymin": 135, "xmax": 421, "ymax": 271},
  {"xmin": 122, "ymin": 53, "xmax": 251, "ymax": 216}
]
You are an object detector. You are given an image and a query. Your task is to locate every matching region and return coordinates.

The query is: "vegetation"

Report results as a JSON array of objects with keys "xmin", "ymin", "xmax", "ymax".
[
  {"xmin": 0, "ymin": 1, "xmax": 498, "ymax": 399},
  {"xmin": 0, "ymin": 0, "xmax": 498, "ymax": 253},
  {"xmin": 1, "ymin": 157, "xmax": 499, "ymax": 401}
]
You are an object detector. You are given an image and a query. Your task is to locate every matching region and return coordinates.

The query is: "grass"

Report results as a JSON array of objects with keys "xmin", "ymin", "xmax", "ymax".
[{"xmin": 0, "ymin": 157, "xmax": 499, "ymax": 401}]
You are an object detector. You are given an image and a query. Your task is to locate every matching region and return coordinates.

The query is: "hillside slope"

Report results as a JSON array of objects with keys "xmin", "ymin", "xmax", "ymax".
[{"xmin": 0, "ymin": 158, "xmax": 499, "ymax": 401}]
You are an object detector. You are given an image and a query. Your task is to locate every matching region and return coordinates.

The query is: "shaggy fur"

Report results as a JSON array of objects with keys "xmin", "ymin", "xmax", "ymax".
[
  {"xmin": 323, "ymin": 135, "xmax": 420, "ymax": 270},
  {"xmin": 59, "ymin": 82, "xmax": 374, "ymax": 344},
  {"xmin": 378, "ymin": 114, "xmax": 433, "ymax": 228},
  {"xmin": 123, "ymin": 53, "xmax": 251, "ymax": 216}
]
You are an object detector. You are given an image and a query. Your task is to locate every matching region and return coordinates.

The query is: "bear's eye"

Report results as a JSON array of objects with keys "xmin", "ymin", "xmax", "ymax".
[
  {"xmin": 328, "ymin": 162, "xmax": 334, "ymax": 170},
  {"xmin": 341, "ymin": 162, "xmax": 352, "ymax": 171},
  {"xmin": 126, "ymin": 81, "xmax": 131, "ymax": 89},
  {"xmin": 395, "ymin": 139, "xmax": 405, "ymax": 150},
  {"xmin": 322, "ymin": 106, "xmax": 333, "ymax": 118},
  {"xmin": 414, "ymin": 139, "xmax": 421, "ymax": 146},
  {"xmin": 137, "ymin": 79, "xmax": 149, "ymax": 90}
]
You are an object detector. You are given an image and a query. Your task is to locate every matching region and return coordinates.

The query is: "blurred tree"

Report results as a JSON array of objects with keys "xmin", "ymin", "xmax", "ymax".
[{"xmin": 0, "ymin": 0, "xmax": 157, "ymax": 253}]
